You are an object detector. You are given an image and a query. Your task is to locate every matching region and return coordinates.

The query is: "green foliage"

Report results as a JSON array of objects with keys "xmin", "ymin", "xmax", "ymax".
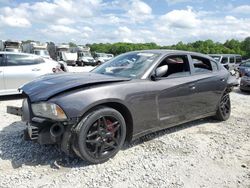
[
  {"xmin": 87, "ymin": 37, "xmax": 250, "ymax": 59},
  {"xmin": 68, "ymin": 42, "xmax": 77, "ymax": 47}
]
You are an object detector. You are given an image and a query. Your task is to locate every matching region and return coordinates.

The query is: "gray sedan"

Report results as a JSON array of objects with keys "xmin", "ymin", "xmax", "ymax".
[{"xmin": 8, "ymin": 50, "xmax": 237, "ymax": 164}]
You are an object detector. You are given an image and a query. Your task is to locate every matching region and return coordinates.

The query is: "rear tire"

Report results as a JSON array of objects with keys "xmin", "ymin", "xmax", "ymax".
[
  {"xmin": 73, "ymin": 107, "xmax": 126, "ymax": 164},
  {"xmin": 214, "ymin": 93, "xmax": 231, "ymax": 121}
]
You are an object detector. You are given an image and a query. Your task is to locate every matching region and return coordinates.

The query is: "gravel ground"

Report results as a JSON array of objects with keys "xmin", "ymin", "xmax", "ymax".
[{"xmin": 0, "ymin": 88, "xmax": 249, "ymax": 188}]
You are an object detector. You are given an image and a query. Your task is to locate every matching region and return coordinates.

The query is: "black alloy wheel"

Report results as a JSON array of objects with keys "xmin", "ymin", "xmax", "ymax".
[
  {"xmin": 74, "ymin": 107, "xmax": 126, "ymax": 164},
  {"xmin": 215, "ymin": 93, "xmax": 231, "ymax": 121}
]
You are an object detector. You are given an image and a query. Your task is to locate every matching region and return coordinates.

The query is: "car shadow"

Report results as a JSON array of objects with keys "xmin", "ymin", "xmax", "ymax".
[
  {"xmin": 0, "ymin": 117, "xmax": 216, "ymax": 169},
  {"xmin": 124, "ymin": 117, "xmax": 216, "ymax": 149}
]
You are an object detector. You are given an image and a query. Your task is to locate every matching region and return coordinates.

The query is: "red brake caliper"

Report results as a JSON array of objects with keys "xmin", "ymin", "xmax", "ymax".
[{"xmin": 106, "ymin": 119, "xmax": 115, "ymax": 138}]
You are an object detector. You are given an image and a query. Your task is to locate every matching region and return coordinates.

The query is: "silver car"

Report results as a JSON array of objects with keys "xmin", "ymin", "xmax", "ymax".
[{"xmin": 0, "ymin": 52, "xmax": 63, "ymax": 96}]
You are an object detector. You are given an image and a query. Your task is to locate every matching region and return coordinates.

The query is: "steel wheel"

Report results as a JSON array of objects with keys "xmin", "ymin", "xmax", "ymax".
[{"xmin": 74, "ymin": 107, "xmax": 126, "ymax": 164}]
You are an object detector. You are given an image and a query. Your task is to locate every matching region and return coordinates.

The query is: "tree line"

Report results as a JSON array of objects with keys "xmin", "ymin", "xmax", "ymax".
[{"xmin": 86, "ymin": 37, "xmax": 250, "ymax": 59}]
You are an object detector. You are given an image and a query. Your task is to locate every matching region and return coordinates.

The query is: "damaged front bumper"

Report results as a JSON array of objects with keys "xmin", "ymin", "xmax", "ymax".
[{"xmin": 6, "ymin": 101, "xmax": 77, "ymax": 155}]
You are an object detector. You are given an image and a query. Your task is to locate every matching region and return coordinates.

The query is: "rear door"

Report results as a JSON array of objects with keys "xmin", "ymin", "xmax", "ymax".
[
  {"xmin": 4, "ymin": 54, "xmax": 45, "ymax": 90},
  {"xmin": 0, "ymin": 54, "xmax": 5, "ymax": 91},
  {"xmin": 188, "ymin": 55, "xmax": 226, "ymax": 117}
]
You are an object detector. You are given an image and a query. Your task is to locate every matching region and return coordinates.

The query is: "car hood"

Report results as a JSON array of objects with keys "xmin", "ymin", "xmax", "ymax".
[{"xmin": 21, "ymin": 72, "xmax": 131, "ymax": 102}]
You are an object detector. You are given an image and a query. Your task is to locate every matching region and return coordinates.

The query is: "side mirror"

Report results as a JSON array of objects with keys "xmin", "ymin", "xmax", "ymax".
[
  {"xmin": 151, "ymin": 65, "xmax": 168, "ymax": 81},
  {"xmin": 155, "ymin": 65, "xmax": 168, "ymax": 77}
]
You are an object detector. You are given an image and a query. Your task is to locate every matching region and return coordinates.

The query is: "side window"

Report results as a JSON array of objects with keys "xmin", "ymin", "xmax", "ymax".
[
  {"xmin": 229, "ymin": 57, "xmax": 235, "ymax": 64},
  {"xmin": 236, "ymin": 56, "xmax": 242, "ymax": 64},
  {"xmin": 157, "ymin": 55, "xmax": 190, "ymax": 78},
  {"xmin": 211, "ymin": 60, "xmax": 218, "ymax": 71},
  {"xmin": 191, "ymin": 56, "xmax": 212, "ymax": 74},
  {"xmin": 221, "ymin": 57, "xmax": 228, "ymax": 64},
  {"xmin": 6, "ymin": 54, "xmax": 44, "ymax": 66},
  {"xmin": 0, "ymin": 54, "xmax": 4, "ymax": 66}
]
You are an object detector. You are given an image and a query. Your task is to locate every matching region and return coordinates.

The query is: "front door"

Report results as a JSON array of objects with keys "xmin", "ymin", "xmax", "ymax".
[
  {"xmin": 157, "ymin": 76, "xmax": 197, "ymax": 127},
  {"xmin": 154, "ymin": 54, "xmax": 196, "ymax": 128}
]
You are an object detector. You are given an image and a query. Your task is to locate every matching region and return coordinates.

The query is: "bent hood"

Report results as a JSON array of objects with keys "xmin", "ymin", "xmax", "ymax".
[{"xmin": 21, "ymin": 72, "xmax": 130, "ymax": 102}]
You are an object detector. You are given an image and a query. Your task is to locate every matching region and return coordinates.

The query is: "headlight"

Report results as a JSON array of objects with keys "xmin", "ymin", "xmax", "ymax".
[{"xmin": 31, "ymin": 103, "xmax": 67, "ymax": 120}]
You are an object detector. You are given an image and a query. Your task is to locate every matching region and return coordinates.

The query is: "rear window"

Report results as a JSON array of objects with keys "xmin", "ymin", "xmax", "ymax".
[
  {"xmin": 211, "ymin": 56, "xmax": 221, "ymax": 62},
  {"xmin": 211, "ymin": 60, "xmax": 219, "ymax": 71},
  {"xmin": 236, "ymin": 56, "xmax": 242, "ymax": 64},
  {"xmin": 6, "ymin": 54, "xmax": 44, "ymax": 66},
  {"xmin": 221, "ymin": 57, "xmax": 228, "ymax": 64},
  {"xmin": 229, "ymin": 57, "xmax": 235, "ymax": 63},
  {"xmin": 191, "ymin": 56, "xmax": 213, "ymax": 73}
]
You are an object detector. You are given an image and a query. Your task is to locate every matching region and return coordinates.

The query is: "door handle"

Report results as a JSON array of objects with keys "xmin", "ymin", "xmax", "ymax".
[
  {"xmin": 32, "ymin": 68, "xmax": 41, "ymax": 71},
  {"xmin": 189, "ymin": 84, "xmax": 196, "ymax": 90}
]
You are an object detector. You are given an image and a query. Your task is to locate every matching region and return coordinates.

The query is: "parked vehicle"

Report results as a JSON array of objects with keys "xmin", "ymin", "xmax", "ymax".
[
  {"xmin": 22, "ymin": 42, "xmax": 50, "ymax": 59},
  {"xmin": 0, "ymin": 40, "xmax": 21, "ymax": 52},
  {"xmin": 240, "ymin": 72, "xmax": 250, "ymax": 92},
  {"xmin": 94, "ymin": 53, "xmax": 114, "ymax": 64},
  {"xmin": 238, "ymin": 60, "xmax": 250, "ymax": 77},
  {"xmin": 209, "ymin": 54, "xmax": 242, "ymax": 70},
  {"xmin": 209, "ymin": 54, "xmax": 241, "ymax": 78},
  {"xmin": 239, "ymin": 61, "xmax": 250, "ymax": 92},
  {"xmin": 56, "ymin": 44, "xmax": 77, "ymax": 66},
  {"xmin": 0, "ymin": 52, "xmax": 66, "ymax": 96},
  {"xmin": 8, "ymin": 50, "xmax": 237, "ymax": 164},
  {"xmin": 70, "ymin": 46, "xmax": 96, "ymax": 66}
]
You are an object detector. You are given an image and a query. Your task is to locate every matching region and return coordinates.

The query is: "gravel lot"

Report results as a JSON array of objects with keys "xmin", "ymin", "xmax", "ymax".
[{"xmin": 0, "ymin": 88, "xmax": 249, "ymax": 188}]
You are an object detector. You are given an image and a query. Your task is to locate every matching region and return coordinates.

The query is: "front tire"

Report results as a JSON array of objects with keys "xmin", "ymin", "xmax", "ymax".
[
  {"xmin": 73, "ymin": 107, "xmax": 126, "ymax": 164},
  {"xmin": 214, "ymin": 93, "xmax": 231, "ymax": 121}
]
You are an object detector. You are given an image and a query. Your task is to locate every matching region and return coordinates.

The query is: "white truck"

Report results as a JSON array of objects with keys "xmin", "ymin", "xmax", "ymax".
[
  {"xmin": 22, "ymin": 42, "xmax": 50, "ymax": 59},
  {"xmin": 56, "ymin": 44, "xmax": 77, "ymax": 66},
  {"xmin": 0, "ymin": 40, "xmax": 21, "ymax": 52},
  {"xmin": 70, "ymin": 46, "xmax": 96, "ymax": 66}
]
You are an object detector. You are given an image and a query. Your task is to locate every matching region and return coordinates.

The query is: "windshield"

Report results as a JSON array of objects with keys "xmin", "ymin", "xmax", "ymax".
[
  {"xmin": 34, "ymin": 50, "xmax": 49, "ymax": 56},
  {"xmin": 96, "ymin": 53, "xmax": 107, "ymax": 57},
  {"xmin": 241, "ymin": 62, "xmax": 250, "ymax": 67},
  {"xmin": 92, "ymin": 52, "xmax": 160, "ymax": 78},
  {"xmin": 211, "ymin": 56, "xmax": 221, "ymax": 62},
  {"xmin": 5, "ymin": 48, "xmax": 19, "ymax": 52},
  {"xmin": 81, "ymin": 52, "xmax": 92, "ymax": 57}
]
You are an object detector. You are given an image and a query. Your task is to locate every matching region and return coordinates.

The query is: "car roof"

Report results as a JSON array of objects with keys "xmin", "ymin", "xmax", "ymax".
[
  {"xmin": 209, "ymin": 54, "xmax": 241, "ymax": 57},
  {"xmin": 127, "ymin": 49, "xmax": 213, "ymax": 59}
]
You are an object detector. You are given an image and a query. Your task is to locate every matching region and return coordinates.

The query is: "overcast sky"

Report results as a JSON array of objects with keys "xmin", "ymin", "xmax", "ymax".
[{"xmin": 0, "ymin": 0, "xmax": 250, "ymax": 45}]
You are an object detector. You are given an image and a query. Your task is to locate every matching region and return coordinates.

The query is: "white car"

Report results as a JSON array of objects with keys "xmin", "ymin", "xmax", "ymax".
[
  {"xmin": 95, "ymin": 53, "xmax": 114, "ymax": 64},
  {"xmin": 0, "ymin": 52, "xmax": 65, "ymax": 96}
]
